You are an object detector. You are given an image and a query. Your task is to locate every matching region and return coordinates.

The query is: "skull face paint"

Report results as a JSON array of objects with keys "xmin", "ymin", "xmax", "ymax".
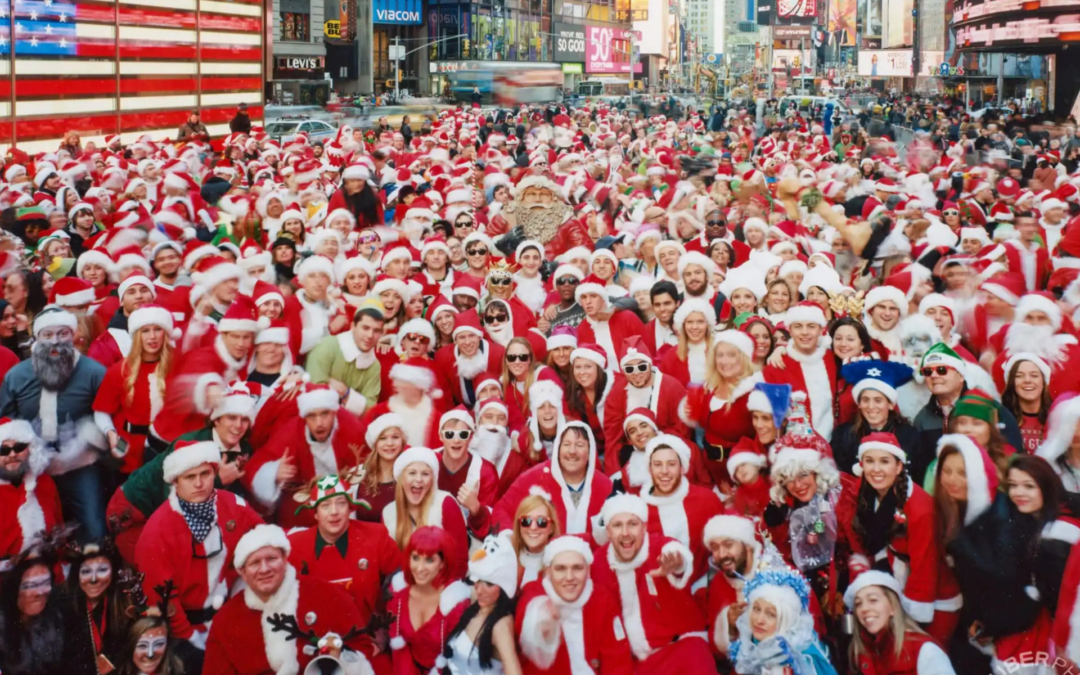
[{"xmin": 78, "ymin": 556, "xmax": 113, "ymax": 601}]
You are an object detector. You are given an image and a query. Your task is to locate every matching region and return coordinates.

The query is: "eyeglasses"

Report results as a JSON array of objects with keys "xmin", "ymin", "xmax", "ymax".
[
  {"xmin": 921, "ymin": 366, "xmax": 952, "ymax": 377},
  {"xmin": 623, "ymin": 363, "xmax": 650, "ymax": 374},
  {"xmin": 519, "ymin": 516, "xmax": 550, "ymax": 529},
  {"xmin": 507, "ymin": 353, "xmax": 531, "ymax": 363},
  {"xmin": 706, "ymin": 219, "xmax": 726, "ymax": 227},
  {"xmin": 556, "ymin": 276, "xmax": 579, "ymax": 286},
  {"xmin": 442, "ymin": 429, "xmax": 472, "ymax": 441},
  {"xmin": 403, "ymin": 333, "xmax": 431, "ymax": 344},
  {"xmin": 0, "ymin": 442, "xmax": 29, "ymax": 457},
  {"xmin": 485, "ymin": 314, "xmax": 508, "ymax": 324},
  {"xmin": 466, "ymin": 248, "xmax": 489, "ymax": 257},
  {"xmin": 488, "ymin": 277, "xmax": 512, "ymax": 286}
]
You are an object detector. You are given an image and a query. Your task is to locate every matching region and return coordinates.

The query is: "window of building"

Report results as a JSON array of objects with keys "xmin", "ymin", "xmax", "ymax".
[{"xmin": 280, "ymin": 12, "xmax": 310, "ymax": 41}]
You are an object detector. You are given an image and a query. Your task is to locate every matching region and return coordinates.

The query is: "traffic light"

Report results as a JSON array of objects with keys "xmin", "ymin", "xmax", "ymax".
[{"xmin": 463, "ymin": 38, "xmax": 470, "ymax": 57}]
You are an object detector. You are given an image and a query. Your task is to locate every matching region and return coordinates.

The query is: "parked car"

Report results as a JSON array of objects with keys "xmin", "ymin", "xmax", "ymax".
[{"xmin": 263, "ymin": 118, "xmax": 337, "ymax": 144}]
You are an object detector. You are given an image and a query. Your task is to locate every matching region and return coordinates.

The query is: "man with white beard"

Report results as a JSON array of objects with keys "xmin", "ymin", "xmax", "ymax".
[
  {"xmin": 992, "ymin": 292, "xmax": 1080, "ymax": 397},
  {"xmin": 434, "ymin": 309, "xmax": 506, "ymax": 407},
  {"xmin": 0, "ymin": 306, "xmax": 107, "ymax": 539},
  {"xmin": 469, "ymin": 397, "xmax": 529, "ymax": 497}
]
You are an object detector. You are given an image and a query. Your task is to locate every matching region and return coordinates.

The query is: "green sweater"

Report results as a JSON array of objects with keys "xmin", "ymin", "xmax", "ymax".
[
  {"xmin": 304, "ymin": 332, "xmax": 381, "ymax": 415},
  {"xmin": 120, "ymin": 427, "xmax": 253, "ymax": 517}
]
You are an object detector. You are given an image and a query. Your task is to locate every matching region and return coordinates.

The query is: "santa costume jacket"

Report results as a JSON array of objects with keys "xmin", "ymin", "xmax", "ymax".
[
  {"xmin": 153, "ymin": 336, "xmax": 250, "ymax": 442},
  {"xmin": 516, "ymin": 577, "xmax": 635, "ymax": 675},
  {"xmin": 434, "ymin": 341, "xmax": 506, "ymax": 408},
  {"xmin": 437, "ymin": 451, "xmax": 499, "ymax": 536},
  {"xmin": 576, "ymin": 310, "xmax": 645, "ymax": 373},
  {"xmin": 681, "ymin": 371, "xmax": 763, "ymax": 487},
  {"xmin": 0, "ymin": 436, "xmax": 62, "ymax": 568},
  {"xmin": 590, "ymin": 533, "xmax": 715, "ymax": 674},
  {"xmin": 387, "ymin": 580, "xmax": 471, "ymax": 675},
  {"xmin": 203, "ymin": 566, "xmax": 378, "ymax": 675},
  {"xmin": 640, "ymin": 480, "xmax": 725, "ymax": 583},
  {"xmin": 492, "ymin": 459, "xmax": 612, "ymax": 544},
  {"xmin": 92, "ymin": 356, "xmax": 168, "ymax": 474},
  {"xmin": 380, "ymin": 490, "xmax": 470, "ymax": 580},
  {"xmin": 602, "ymin": 371, "xmax": 688, "ymax": 471},
  {"xmin": 135, "ymin": 489, "xmax": 264, "ymax": 644},
  {"xmin": 283, "ymin": 290, "xmax": 349, "ymax": 359},
  {"xmin": 850, "ymin": 628, "xmax": 953, "ymax": 675},
  {"xmin": 763, "ymin": 344, "xmax": 839, "ymax": 440},
  {"xmin": 245, "ymin": 411, "xmax": 368, "ymax": 529}
]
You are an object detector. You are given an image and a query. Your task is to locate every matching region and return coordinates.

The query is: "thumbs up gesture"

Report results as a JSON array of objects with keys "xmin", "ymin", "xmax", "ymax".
[{"xmin": 276, "ymin": 448, "xmax": 298, "ymax": 485}]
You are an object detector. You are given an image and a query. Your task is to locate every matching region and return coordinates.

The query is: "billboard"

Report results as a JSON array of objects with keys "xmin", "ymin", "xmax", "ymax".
[
  {"xmin": 586, "ymin": 25, "xmax": 643, "ymax": 73},
  {"xmin": 374, "ymin": 0, "xmax": 422, "ymax": 25},
  {"xmin": 828, "ymin": 0, "xmax": 857, "ymax": 46},
  {"xmin": 859, "ymin": 0, "xmax": 883, "ymax": 37},
  {"xmin": 775, "ymin": 25, "xmax": 813, "ymax": 38},
  {"xmin": 778, "ymin": 0, "xmax": 817, "ymax": 19},
  {"xmin": 552, "ymin": 22, "xmax": 587, "ymax": 61},
  {"xmin": 858, "ymin": 49, "xmax": 913, "ymax": 75}
]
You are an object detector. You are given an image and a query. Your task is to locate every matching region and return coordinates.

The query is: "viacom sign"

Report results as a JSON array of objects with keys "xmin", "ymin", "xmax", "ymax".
[{"xmin": 374, "ymin": 0, "xmax": 422, "ymax": 25}]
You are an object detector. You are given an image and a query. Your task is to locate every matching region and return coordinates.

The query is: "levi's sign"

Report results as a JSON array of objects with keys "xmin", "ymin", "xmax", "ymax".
[
  {"xmin": 278, "ymin": 56, "xmax": 325, "ymax": 70},
  {"xmin": 374, "ymin": 0, "xmax": 423, "ymax": 25}
]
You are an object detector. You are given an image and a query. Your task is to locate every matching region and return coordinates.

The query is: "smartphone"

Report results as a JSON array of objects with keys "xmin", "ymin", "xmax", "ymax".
[{"xmin": 114, "ymin": 437, "xmax": 129, "ymax": 457}]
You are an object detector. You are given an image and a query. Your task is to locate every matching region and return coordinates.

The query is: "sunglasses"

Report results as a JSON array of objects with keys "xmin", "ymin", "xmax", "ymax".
[
  {"xmin": 442, "ymin": 429, "xmax": 472, "ymax": 440},
  {"xmin": 0, "ymin": 442, "xmax": 28, "ymax": 457},
  {"xmin": 507, "ymin": 353, "xmax": 531, "ymax": 363},
  {"xmin": 466, "ymin": 248, "xmax": 488, "ymax": 257},
  {"xmin": 403, "ymin": 333, "xmax": 431, "ymax": 343},
  {"xmin": 556, "ymin": 276, "xmax": 579, "ymax": 286},
  {"xmin": 358, "ymin": 234, "xmax": 378, "ymax": 244},
  {"xmin": 489, "ymin": 277, "xmax": 512, "ymax": 286},
  {"xmin": 706, "ymin": 219, "xmax": 726, "ymax": 227},
  {"xmin": 943, "ymin": 210, "xmax": 960, "ymax": 216},
  {"xmin": 519, "ymin": 516, "xmax": 550, "ymax": 529},
  {"xmin": 456, "ymin": 221, "xmax": 474, "ymax": 229},
  {"xmin": 921, "ymin": 366, "xmax": 952, "ymax": 377},
  {"xmin": 623, "ymin": 363, "xmax": 650, "ymax": 374},
  {"xmin": 485, "ymin": 314, "xmax": 508, "ymax": 324}
]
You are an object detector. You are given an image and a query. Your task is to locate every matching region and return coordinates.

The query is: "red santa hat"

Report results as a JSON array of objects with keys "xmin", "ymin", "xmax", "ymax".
[
  {"xmin": 50, "ymin": 277, "xmax": 95, "ymax": 307},
  {"xmin": 852, "ymin": 432, "xmax": 906, "ymax": 476},
  {"xmin": 473, "ymin": 372, "xmax": 502, "ymax": 396},
  {"xmin": 117, "ymin": 274, "xmax": 155, "ymax": 300},
  {"xmin": 191, "ymin": 255, "xmax": 242, "ymax": 293},
  {"xmin": 76, "ymin": 248, "xmax": 114, "ymax": 278},
  {"xmin": 451, "ymin": 274, "xmax": 483, "ymax": 301},
  {"xmin": 1003, "ymin": 352, "xmax": 1051, "ymax": 386},
  {"xmin": 673, "ymin": 297, "xmax": 717, "ymax": 333},
  {"xmin": 389, "ymin": 356, "xmax": 438, "ymax": 394},
  {"xmin": 296, "ymin": 254, "xmax": 337, "ymax": 284},
  {"xmin": 232, "ymin": 524, "xmax": 291, "ymax": 570},
  {"xmin": 570, "ymin": 343, "xmax": 607, "ymax": 369},
  {"xmin": 623, "ymin": 408, "xmax": 659, "ymax": 433},
  {"xmin": 981, "ymin": 272, "xmax": 1025, "ymax": 305},
  {"xmin": 127, "ymin": 305, "xmax": 181, "ymax": 341},
  {"xmin": 393, "ymin": 446, "xmax": 440, "ymax": 480},
  {"xmin": 703, "ymin": 514, "xmax": 762, "ymax": 558},
  {"xmin": 475, "ymin": 398, "xmax": 509, "ymax": 422},
  {"xmin": 541, "ymin": 535, "xmax": 595, "ymax": 566},
  {"xmin": 211, "ymin": 381, "xmax": 262, "ymax": 421},
  {"xmin": 989, "ymin": 202, "xmax": 1013, "ymax": 222},
  {"xmin": 296, "ymin": 383, "xmax": 340, "ymax": 417},
  {"xmin": 1015, "ymin": 292, "xmax": 1062, "ymax": 330},
  {"xmin": 218, "ymin": 294, "xmax": 264, "ymax": 334},
  {"xmin": 162, "ymin": 440, "xmax": 221, "ymax": 483},
  {"xmin": 574, "ymin": 274, "xmax": 609, "ymax": 307},
  {"xmin": 365, "ymin": 412, "xmax": 407, "ymax": 449},
  {"xmin": 644, "ymin": 434, "xmax": 691, "ymax": 473},
  {"xmin": 438, "ymin": 406, "xmax": 474, "ymax": 434},
  {"xmin": 918, "ymin": 293, "xmax": 956, "ymax": 323},
  {"xmin": 726, "ymin": 437, "xmax": 768, "ymax": 478},
  {"xmin": 874, "ymin": 178, "xmax": 899, "ymax": 193},
  {"xmin": 618, "ymin": 336, "xmax": 653, "ymax": 370},
  {"xmin": 598, "ymin": 493, "xmax": 649, "ymax": 526},
  {"xmin": 451, "ymin": 309, "xmax": 484, "ymax": 339},
  {"xmin": 843, "ymin": 570, "xmax": 906, "ymax": 611},
  {"xmin": 714, "ymin": 329, "xmax": 755, "ymax": 360},
  {"xmin": 864, "ymin": 284, "xmax": 910, "ymax": 318}
]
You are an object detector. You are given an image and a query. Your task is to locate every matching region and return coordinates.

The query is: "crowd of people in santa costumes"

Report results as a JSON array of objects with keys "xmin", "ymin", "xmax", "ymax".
[{"xmin": 6, "ymin": 97, "xmax": 1080, "ymax": 675}]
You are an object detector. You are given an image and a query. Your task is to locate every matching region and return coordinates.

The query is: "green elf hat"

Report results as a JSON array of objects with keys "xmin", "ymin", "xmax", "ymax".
[
  {"xmin": 293, "ymin": 473, "xmax": 370, "ymax": 515},
  {"xmin": 920, "ymin": 342, "xmax": 967, "ymax": 378},
  {"xmin": 953, "ymin": 389, "xmax": 1004, "ymax": 426}
]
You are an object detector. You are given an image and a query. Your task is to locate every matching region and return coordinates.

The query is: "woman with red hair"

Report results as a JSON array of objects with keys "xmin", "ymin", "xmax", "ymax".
[{"xmin": 388, "ymin": 526, "xmax": 472, "ymax": 675}]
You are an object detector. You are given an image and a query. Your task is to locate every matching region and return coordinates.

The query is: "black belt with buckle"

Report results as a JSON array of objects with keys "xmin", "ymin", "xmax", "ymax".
[{"xmin": 124, "ymin": 422, "xmax": 150, "ymax": 435}]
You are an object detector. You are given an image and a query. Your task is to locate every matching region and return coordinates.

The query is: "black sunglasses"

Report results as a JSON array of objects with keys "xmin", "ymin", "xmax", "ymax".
[
  {"xmin": 519, "ymin": 516, "xmax": 550, "ymax": 529},
  {"xmin": 623, "ymin": 363, "xmax": 650, "ymax": 374},
  {"xmin": 466, "ymin": 248, "xmax": 488, "ymax": 257},
  {"xmin": 489, "ymin": 277, "xmax": 512, "ymax": 286},
  {"xmin": 706, "ymin": 219, "xmax": 726, "ymax": 227},
  {"xmin": 507, "ymin": 353, "xmax": 531, "ymax": 363},
  {"xmin": 0, "ymin": 442, "xmax": 29, "ymax": 457},
  {"xmin": 556, "ymin": 276, "xmax": 579, "ymax": 286},
  {"xmin": 921, "ymin": 366, "xmax": 951, "ymax": 377},
  {"xmin": 442, "ymin": 429, "xmax": 472, "ymax": 440},
  {"xmin": 485, "ymin": 314, "xmax": 508, "ymax": 324},
  {"xmin": 456, "ymin": 221, "xmax": 474, "ymax": 229}
]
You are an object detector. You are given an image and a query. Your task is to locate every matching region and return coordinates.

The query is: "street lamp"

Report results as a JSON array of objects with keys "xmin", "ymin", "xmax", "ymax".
[{"xmin": 391, "ymin": 33, "xmax": 468, "ymax": 101}]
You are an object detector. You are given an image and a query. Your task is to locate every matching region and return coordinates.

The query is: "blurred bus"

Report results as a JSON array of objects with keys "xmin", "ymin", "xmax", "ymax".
[{"xmin": 448, "ymin": 63, "xmax": 563, "ymax": 104}]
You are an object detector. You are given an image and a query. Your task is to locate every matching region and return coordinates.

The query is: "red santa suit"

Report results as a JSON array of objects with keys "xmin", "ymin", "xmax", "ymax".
[
  {"xmin": 1004, "ymin": 240, "xmax": 1051, "ymax": 292},
  {"xmin": 86, "ymin": 323, "xmax": 133, "ymax": 368},
  {"xmin": 681, "ymin": 371, "xmax": 763, "ymax": 488},
  {"xmin": 763, "ymin": 342, "xmax": 839, "ymax": 441},
  {"xmin": 433, "ymin": 341, "xmax": 506, "ymax": 408},
  {"xmin": 283, "ymin": 288, "xmax": 348, "ymax": 359},
  {"xmin": 602, "ymin": 370, "xmax": 688, "ymax": 471},
  {"xmin": 591, "ymin": 532, "xmax": 715, "ymax": 673},
  {"xmin": 203, "ymin": 566, "xmax": 380, "ymax": 675},
  {"xmin": 136, "ymin": 489, "xmax": 264, "ymax": 645},
  {"xmin": 244, "ymin": 412, "xmax": 368, "ymax": 529},
  {"xmin": 288, "ymin": 521, "xmax": 401, "ymax": 628},
  {"xmin": 154, "ymin": 336, "xmax": 251, "ymax": 442},
  {"xmin": 388, "ymin": 581, "xmax": 471, "ymax": 675},
  {"xmin": 640, "ymin": 317, "xmax": 679, "ymax": 365},
  {"xmin": 492, "ymin": 423, "xmax": 612, "ymax": 542},
  {"xmin": 577, "ymin": 310, "xmax": 645, "ymax": 373},
  {"xmin": 93, "ymin": 357, "xmax": 168, "ymax": 473},
  {"xmin": 640, "ymin": 478, "xmax": 724, "ymax": 583},
  {"xmin": 0, "ymin": 425, "xmax": 62, "ymax": 569},
  {"xmin": 437, "ymin": 450, "xmax": 498, "ymax": 536},
  {"xmin": 516, "ymin": 577, "xmax": 635, "ymax": 675}
]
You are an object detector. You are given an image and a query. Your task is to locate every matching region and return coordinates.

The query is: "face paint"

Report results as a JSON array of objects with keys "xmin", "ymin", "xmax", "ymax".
[
  {"xmin": 136, "ymin": 637, "xmax": 168, "ymax": 658},
  {"xmin": 78, "ymin": 557, "xmax": 112, "ymax": 600},
  {"xmin": 19, "ymin": 573, "xmax": 51, "ymax": 593}
]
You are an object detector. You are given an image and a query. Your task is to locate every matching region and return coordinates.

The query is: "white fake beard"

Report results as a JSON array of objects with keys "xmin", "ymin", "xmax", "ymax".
[
  {"xmin": 457, "ymin": 346, "xmax": 489, "ymax": 379},
  {"xmin": 1006, "ymin": 323, "xmax": 1063, "ymax": 365},
  {"xmin": 486, "ymin": 322, "xmax": 514, "ymax": 347},
  {"xmin": 471, "ymin": 425, "xmax": 511, "ymax": 465},
  {"xmin": 239, "ymin": 275, "xmax": 258, "ymax": 296}
]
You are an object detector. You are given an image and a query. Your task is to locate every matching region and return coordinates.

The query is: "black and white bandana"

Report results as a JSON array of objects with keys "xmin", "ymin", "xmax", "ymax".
[{"xmin": 178, "ymin": 494, "xmax": 216, "ymax": 543}]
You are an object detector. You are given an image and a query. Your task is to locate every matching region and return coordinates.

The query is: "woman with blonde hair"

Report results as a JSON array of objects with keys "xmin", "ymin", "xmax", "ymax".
[
  {"xmin": 846, "ymin": 571, "xmax": 955, "ymax": 674},
  {"xmin": 510, "ymin": 494, "xmax": 562, "ymax": 588},
  {"xmin": 500, "ymin": 336, "xmax": 562, "ymax": 426},
  {"xmin": 93, "ymin": 306, "xmax": 176, "ymax": 471},
  {"xmin": 682, "ymin": 330, "xmax": 763, "ymax": 491},
  {"xmin": 356, "ymin": 413, "xmax": 407, "ymax": 523},
  {"xmin": 659, "ymin": 297, "xmax": 717, "ymax": 387},
  {"xmin": 382, "ymin": 446, "xmax": 468, "ymax": 579}
]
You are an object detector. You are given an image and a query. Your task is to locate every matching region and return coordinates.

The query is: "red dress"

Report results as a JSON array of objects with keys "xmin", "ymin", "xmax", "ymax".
[
  {"xmin": 682, "ymin": 372, "xmax": 762, "ymax": 489},
  {"xmin": 388, "ymin": 583, "xmax": 471, "ymax": 675},
  {"xmin": 93, "ymin": 358, "xmax": 168, "ymax": 473}
]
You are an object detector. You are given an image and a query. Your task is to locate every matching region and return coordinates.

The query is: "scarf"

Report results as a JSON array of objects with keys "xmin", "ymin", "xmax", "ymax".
[
  {"xmin": 178, "ymin": 494, "xmax": 216, "ymax": 542},
  {"xmin": 856, "ymin": 480, "xmax": 900, "ymax": 559}
]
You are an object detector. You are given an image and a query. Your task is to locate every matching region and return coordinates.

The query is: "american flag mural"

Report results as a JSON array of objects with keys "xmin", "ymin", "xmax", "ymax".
[{"xmin": 0, "ymin": 0, "xmax": 265, "ymax": 152}]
